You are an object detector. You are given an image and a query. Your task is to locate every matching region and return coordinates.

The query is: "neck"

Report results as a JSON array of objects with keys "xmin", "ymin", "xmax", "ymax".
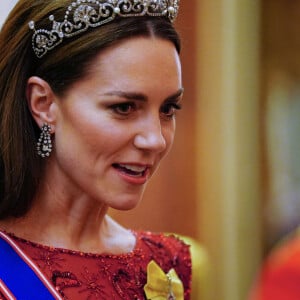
[
  {"xmin": 0, "ymin": 161, "xmax": 136, "ymax": 254},
  {"xmin": 0, "ymin": 185, "xmax": 136, "ymax": 255},
  {"xmin": 0, "ymin": 190, "xmax": 109, "ymax": 251}
]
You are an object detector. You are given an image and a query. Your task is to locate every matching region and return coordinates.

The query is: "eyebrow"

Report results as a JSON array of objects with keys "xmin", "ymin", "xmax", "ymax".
[
  {"xmin": 103, "ymin": 88, "xmax": 184, "ymax": 102},
  {"xmin": 165, "ymin": 88, "xmax": 184, "ymax": 102}
]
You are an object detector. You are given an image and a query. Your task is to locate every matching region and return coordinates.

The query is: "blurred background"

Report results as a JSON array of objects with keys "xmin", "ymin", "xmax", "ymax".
[{"xmin": 2, "ymin": 1, "xmax": 300, "ymax": 300}]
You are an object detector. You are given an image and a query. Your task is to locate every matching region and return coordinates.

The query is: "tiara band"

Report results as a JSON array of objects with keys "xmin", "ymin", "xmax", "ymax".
[{"xmin": 28, "ymin": 0, "xmax": 180, "ymax": 58}]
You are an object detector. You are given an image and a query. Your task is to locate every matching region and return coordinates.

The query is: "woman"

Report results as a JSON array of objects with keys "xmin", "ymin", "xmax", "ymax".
[{"xmin": 0, "ymin": 0, "xmax": 191, "ymax": 299}]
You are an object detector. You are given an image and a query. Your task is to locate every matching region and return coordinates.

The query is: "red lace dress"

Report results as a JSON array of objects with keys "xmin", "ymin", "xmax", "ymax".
[{"xmin": 6, "ymin": 231, "xmax": 191, "ymax": 300}]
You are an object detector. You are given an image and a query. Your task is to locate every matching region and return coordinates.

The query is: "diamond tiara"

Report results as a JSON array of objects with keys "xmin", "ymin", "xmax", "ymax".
[{"xmin": 28, "ymin": 0, "xmax": 180, "ymax": 58}]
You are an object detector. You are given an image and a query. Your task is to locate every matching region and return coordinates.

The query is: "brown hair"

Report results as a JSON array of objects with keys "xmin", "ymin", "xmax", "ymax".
[{"xmin": 0, "ymin": 0, "xmax": 181, "ymax": 219}]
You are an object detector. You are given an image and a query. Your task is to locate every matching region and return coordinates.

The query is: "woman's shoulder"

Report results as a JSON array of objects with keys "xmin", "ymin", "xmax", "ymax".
[
  {"xmin": 135, "ymin": 230, "xmax": 191, "ymax": 277},
  {"xmin": 136, "ymin": 230, "xmax": 192, "ymax": 298},
  {"xmin": 136, "ymin": 230, "xmax": 191, "ymax": 254}
]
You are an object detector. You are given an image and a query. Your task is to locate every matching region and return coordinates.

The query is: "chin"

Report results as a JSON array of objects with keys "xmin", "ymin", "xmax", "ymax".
[{"xmin": 111, "ymin": 193, "xmax": 144, "ymax": 211}]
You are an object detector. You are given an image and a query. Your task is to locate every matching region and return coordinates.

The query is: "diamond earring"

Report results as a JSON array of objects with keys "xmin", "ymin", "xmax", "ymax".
[{"xmin": 37, "ymin": 123, "xmax": 52, "ymax": 158}]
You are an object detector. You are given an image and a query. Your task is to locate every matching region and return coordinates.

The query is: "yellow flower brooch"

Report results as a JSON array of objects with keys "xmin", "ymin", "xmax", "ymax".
[{"xmin": 144, "ymin": 260, "xmax": 184, "ymax": 300}]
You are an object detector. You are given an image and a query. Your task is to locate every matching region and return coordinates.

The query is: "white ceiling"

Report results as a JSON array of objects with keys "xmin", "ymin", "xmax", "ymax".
[{"xmin": 1, "ymin": 0, "xmax": 18, "ymax": 28}]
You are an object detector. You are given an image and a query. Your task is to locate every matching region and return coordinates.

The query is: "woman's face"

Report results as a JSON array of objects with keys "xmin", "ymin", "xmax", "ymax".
[{"xmin": 52, "ymin": 37, "xmax": 183, "ymax": 210}]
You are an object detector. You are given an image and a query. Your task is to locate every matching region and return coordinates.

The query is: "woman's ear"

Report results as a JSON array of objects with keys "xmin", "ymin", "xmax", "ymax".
[{"xmin": 26, "ymin": 76, "xmax": 58, "ymax": 130}]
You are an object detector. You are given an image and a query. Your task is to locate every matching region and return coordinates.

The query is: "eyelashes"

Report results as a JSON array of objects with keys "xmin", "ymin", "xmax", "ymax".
[
  {"xmin": 109, "ymin": 102, "xmax": 136, "ymax": 116},
  {"xmin": 160, "ymin": 102, "xmax": 182, "ymax": 118},
  {"xmin": 109, "ymin": 101, "xmax": 182, "ymax": 119}
]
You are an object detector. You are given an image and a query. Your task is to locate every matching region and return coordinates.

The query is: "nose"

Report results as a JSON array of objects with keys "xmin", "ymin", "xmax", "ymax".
[{"xmin": 133, "ymin": 116, "xmax": 167, "ymax": 153}]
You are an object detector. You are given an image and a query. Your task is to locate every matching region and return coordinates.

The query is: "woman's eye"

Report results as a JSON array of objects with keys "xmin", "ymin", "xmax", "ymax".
[
  {"xmin": 160, "ymin": 103, "xmax": 182, "ymax": 118},
  {"xmin": 110, "ymin": 102, "xmax": 136, "ymax": 115}
]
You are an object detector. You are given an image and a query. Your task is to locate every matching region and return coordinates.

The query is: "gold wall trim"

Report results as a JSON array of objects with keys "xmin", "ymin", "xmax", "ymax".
[{"xmin": 196, "ymin": 1, "xmax": 262, "ymax": 299}]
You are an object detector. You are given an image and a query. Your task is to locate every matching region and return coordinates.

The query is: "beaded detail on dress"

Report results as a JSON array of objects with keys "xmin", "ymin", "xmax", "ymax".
[{"xmin": 7, "ymin": 231, "xmax": 191, "ymax": 300}]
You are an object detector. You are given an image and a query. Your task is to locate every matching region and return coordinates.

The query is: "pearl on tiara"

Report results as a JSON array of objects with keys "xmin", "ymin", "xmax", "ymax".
[
  {"xmin": 28, "ymin": 0, "xmax": 180, "ymax": 59},
  {"xmin": 114, "ymin": 7, "xmax": 121, "ymax": 14}
]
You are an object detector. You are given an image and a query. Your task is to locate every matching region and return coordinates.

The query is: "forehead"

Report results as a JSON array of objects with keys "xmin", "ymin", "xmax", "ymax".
[{"xmin": 85, "ymin": 36, "xmax": 182, "ymax": 87}]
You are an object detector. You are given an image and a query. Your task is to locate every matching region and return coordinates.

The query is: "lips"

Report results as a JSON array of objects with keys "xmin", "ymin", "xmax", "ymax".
[{"xmin": 112, "ymin": 163, "xmax": 148, "ymax": 178}]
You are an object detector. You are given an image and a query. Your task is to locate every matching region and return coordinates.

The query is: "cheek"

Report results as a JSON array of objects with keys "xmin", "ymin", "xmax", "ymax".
[
  {"xmin": 54, "ymin": 115, "xmax": 129, "ymax": 161},
  {"xmin": 162, "ymin": 123, "xmax": 176, "ymax": 154},
  {"xmin": 57, "ymin": 104, "xmax": 109, "ymax": 144}
]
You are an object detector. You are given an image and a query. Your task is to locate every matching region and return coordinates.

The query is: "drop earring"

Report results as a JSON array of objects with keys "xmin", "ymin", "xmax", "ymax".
[{"xmin": 37, "ymin": 123, "xmax": 52, "ymax": 158}]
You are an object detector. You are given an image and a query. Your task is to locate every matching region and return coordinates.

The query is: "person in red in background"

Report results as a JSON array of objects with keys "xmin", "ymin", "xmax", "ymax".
[{"xmin": 249, "ymin": 228, "xmax": 300, "ymax": 300}]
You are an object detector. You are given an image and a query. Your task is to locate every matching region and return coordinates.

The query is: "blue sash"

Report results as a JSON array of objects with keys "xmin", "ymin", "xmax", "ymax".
[{"xmin": 0, "ymin": 233, "xmax": 61, "ymax": 299}]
